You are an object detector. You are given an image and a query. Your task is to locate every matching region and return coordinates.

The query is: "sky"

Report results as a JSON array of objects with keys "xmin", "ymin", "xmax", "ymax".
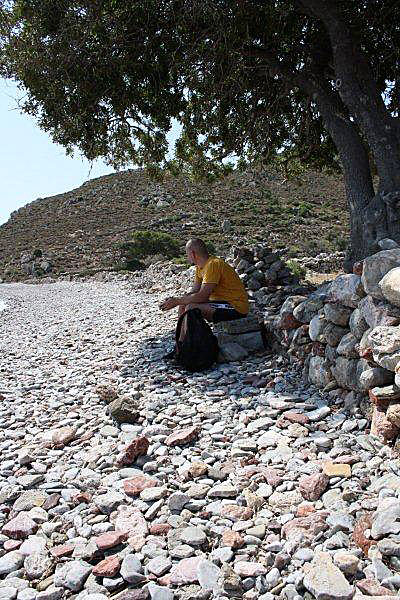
[{"xmin": 0, "ymin": 78, "xmax": 180, "ymax": 226}]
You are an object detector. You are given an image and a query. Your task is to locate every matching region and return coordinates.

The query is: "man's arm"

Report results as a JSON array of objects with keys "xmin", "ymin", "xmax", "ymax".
[{"xmin": 160, "ymin": 283, "xmax": 216, "ymax": 311}]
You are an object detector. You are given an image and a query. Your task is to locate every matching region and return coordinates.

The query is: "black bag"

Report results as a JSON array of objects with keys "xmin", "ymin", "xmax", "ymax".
[{"xmin": 175, "ymin": 308, "xmax": 219, "ymax": 372}]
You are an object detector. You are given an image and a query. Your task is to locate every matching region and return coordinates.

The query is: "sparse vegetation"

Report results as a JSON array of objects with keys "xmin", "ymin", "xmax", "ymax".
[{"xmin": 118, "ymin": 230, "xmax": 182, "ymax": 271}]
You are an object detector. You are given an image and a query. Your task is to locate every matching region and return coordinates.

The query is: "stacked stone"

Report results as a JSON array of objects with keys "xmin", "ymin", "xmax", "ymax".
[
  {"xmin": 229, "ymin": 245, "xmax": 300, "ymax": 291},
  {"xmin": 265, "ymin": 239, "xmax": 400, "ymax": 444}
]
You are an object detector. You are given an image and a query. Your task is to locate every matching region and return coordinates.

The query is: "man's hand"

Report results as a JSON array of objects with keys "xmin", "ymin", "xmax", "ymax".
[{"xmin": 160, "ymin": 296, "xmax": 180, "ymax": 311}]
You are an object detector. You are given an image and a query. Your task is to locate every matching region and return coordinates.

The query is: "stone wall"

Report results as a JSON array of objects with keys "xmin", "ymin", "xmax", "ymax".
[{"xmin": 263, "ymin": 239, "xmax": 400, "ymax": 444}]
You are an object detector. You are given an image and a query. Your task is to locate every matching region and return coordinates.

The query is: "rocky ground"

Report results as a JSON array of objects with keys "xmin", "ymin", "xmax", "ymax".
[{"xmin": 1, "ymin": 267, "xmax": 400, "ymax": 600}]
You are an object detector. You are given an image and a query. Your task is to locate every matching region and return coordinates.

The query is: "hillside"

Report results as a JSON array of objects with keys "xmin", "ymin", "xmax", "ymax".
[{"xmin": 0, "ymin": 166, "xmax": 348, "ymax": 281}]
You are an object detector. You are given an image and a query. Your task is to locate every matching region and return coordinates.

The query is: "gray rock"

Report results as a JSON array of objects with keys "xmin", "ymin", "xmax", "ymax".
[
  {"xmin": 328, "ymin": 274, "xmax": 365, "ymax": 308},
  {"xmin": 369, "ymin": 325, "xmax": 400, "ymax": 371},
  {"xmin": 359, "ymin": 294, "xmax": 400, "ymax": 328},
  {"xmin": 349, "ymin": 308, "xmax": 369, "ymax": 340},
  {"xmin": 324, "ymin": 323, "xmax": 349, "ymax": 347},
  {"xmin": 168, "ymin": 492, "xmax": 189, "ymax": 512},
  {"xmin": 303, "ymin": 551, "xmax": 354, "ymax": 600},
  {"xmin": 24, "ymin": 553, "xmax": 52, "ymax": 580},
  {"xmin": 309, "ymin": 315, "xmax": 327, "ymax": 342},
  {"xmin": 0, "ymin": 552, "xmax": 24, "ymax": 576},
  {"xmin": 53, "ymin": 560, "xmax": 92, "ymax": 591},
  {"xmin": 146, "ymin": 556, "xmax": 172, "ymax": 577},
  {"xmin": 308, "ymin": 356, "xmax": 332, "ymax": 388},
  {"xmin": 197, "ymin": 559, "xmax": 221, "ymax": 591},
  {"xmin": 147, "ymin": 583, "xmax": 174, "ymax": 600},
  {"xmin": 36, "ymin": 587, "xmax": 64, "ymax": 600},
  {"xmin": 378, "ymin": 238, "xmax": 399, "ymax": 250},
  {"xmin": 371, "ymin": 499, "xmax": 400, "ymax": 539},
  {"xmin": 120, "ymin": 554, "xmax": 145, "ymax": 583},
  {"xmin": 179, "ymin": 526, "xmax": 206, "ymax": 546},
  {"xmin": 331, "ymin": 357, "xmax": 368, "ymax": 391},
  {"xmin": 336, "ymin": 333, "xmax": 359, "ymax": 358},
  {"xmin": 293, "ymin": 298, "xmax": 324, "ymax": 323},
  {"xmin": 362, "ymin": 248, "xmax": 400, "ymax": 299},
  {"xmin": 0, "ymin": 588, "xmax": 17, "ymax": 600},
  {"xmin": 324, "ymin": 303, "xmax": 352, "ymax": 327},
  {"xmin": 359, "ymin": 366, "xmax": 394, "ymax": 390},
  {"xmin": 380, "ymin": 267, "xmax": 400, "ymax": 307}
]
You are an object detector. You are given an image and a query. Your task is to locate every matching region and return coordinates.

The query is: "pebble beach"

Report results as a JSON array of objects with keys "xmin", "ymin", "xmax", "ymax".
[{"xmin": 1, "ymin": 268, "xmax": 400, "ymax": 600}]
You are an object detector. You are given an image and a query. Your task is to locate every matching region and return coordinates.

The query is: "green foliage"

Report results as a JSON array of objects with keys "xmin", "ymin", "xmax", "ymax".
[
  {"xmin": 119, "ymin": 230, "xmax": 181, "ymax": 270},
  {"xmin": 286, "ymin": 259, "xmax": 307, "ymax": 280}
]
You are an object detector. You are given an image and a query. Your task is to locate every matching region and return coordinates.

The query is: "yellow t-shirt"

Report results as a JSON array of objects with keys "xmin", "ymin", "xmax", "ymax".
[{"xmin": 195, "ymin": 256, "xmax": 249, "ymax": 315}]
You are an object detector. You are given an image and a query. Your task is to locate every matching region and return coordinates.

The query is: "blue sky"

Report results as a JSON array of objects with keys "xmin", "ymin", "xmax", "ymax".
[
  {"xmin": 0, "ymin": 78, "xmax": 180, "ymax": 226},
  {"xmin": 0, "ymin": 78, "xmax": 117, "ymax": 225}
]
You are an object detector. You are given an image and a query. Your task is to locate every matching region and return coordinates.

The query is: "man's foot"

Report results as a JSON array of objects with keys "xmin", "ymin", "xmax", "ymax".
[{"xmin": 162, "ymin": 348, "xmax": 176, "ymax": 361}]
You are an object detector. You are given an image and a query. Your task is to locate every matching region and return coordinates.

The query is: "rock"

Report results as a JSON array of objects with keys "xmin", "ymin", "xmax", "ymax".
[
  {"xmin": 13, "ymin": 491, "xmax": 48, "ymax": 513},
  {"xmin": 362, "ymin": 249, "xmax": 400, "ymax": 299},
  {"xmin": 94, "ymin": 491, "xmax": 125, "ymax": 514},
  {"xmin": 324, "ymin": 323, "xmax": 349, "ymax": 347},
  {"xmin": 353, "ymin": 513, "xmax": 376, "ymax": 555},
  {"xmin": 378, "ymin": 238, "xmax": 399, "ymax": 250},
  {"xmin": 303, "ymin": 551, "xmax": 354, "ymax": 600},
  {"xmin": 331, "ymin": 357, "xmax": 366, "ymax": 391},
  {"xmin": 165, "ymin": 427, "xmax": 198, "ymax": 447},
  {"xmin": 147, "ymin": 583, "xmax": 174, "ymax": 600},
  {"xmin": 282, "ymin": 513, "xmax": 328, "ymax": 544},
  {"xmin": 293, "ymin": 297, "xmax": 324, "ymax": 323},
  {"xmin": 380, "ymin": 267, "xmax": 400, "ymax": 307},
  {"xmin": 359, "ymin": 295, "xmax": 400, "ymax": 328},
  {"xmin": 308, "ymin": 356, "xmax": 332, "ymax": 388},
  {"xmin": 179, "ymin": 527, "xmax": 206, "ymax": 547},
  {"xmin": 349, "ymin": 308, "xmax": 369, "ymax": 340},
  {"xmin": 94, "ymin": 531, "xmax": 126, "ymax": 550},
  {"xmin": 359, "ymin": 366, "xmax": 394, "ymax": 390},
  {"xmin": 323, "ymin": 463, "xmax": 352, "ymax": 478},
  {"xmin": 116, "ymin": 437, "xmax": 149, "ymax": 465},
  {"xmin": 146, "ymin": 556, "xmax": 172, "ymax": 577},
  {"xmin": 197, "ymin": 559, "xmax": 220, "ymax": 592},
  {"xmin": 169, "ymin": 557, "xmax": 204, "ymax": 585},
  {"xmin": 233, "ymin": 562, "xmax": 267, "ymax": 577},
  {"xmin": 336, "ymin": 332, "xmax": 359, "ymax": 357},
  {"xmin": 0, "ymin": 551, "xmax": 24, "ymax": 576},
  {"xmin": 219, "ymin": 342, "xmax": 248, "ymax": 361},
  {"xmin": 328, "ymin": 274, "xmax": 365, "ymax": 308},
  {"xmin": 51, "ymin": 426, "xmax": 77, "ymax": 447},
  {"xmin": 371, "ymin": 499, "xmax": 400, "ymax": 539},
  {"xmin": 220, "ymin": 505, "xmax": 253, "ymax": 522},
  {"xmin": 112, "ymin": 506, "xmax": 148, "ymax": 537},
  {"xmin": 309, "ymin": 315, "xmax": 327, "ymax": 342},
  {"xmin": 299, "ymin": 473, "xmax": 329, "ymax": 501},
  {"xmin": 108, "ymin": 396, "xmax": 140, "ymax": 423},
  {"xmin": 96, "ymin": 384, "xmax": 119, "ymax": 402},
  {"xmin": 370, "ymin": 384, "xmax": 400, "ymax": 402},
  {"xmin": 370, "ymin": 403, "xmax": 400, "ymax": 443},
  {"xmin": 333, "ymin": 551, "xmax": 359, "ymax": 575},
  {"xmin": 54, "ymin": 560, "xmax": 92, "ymax": 591},
  {"xmin": 168, "ymin": 492, "xmax": 189, "ymax": 512},
  {"xmin": 24, "ymin": 552, "xmax": 52, "ymax": 580},
  {"xmin": 2, "ymin": 512, "xmax": 38, "ymax": 539},
  {"xmin": 120, "ymin": 554, "xmax": 145, "ymax": 584},
  {"xmin": 356, "ymin": 578, "xmax": 397, "ymax": 596},
  {"xmin": 221, "ymin": 530, "xmax": 244, "ymax": 549},
  {"xmin": 324, "ymin": 303, "xmax": 352, "ymax": 326},
  {"xmin": 124, "ymin": 476, "xmax": 159, "ymax": 496},
  {"xmin": 93, "ymin": 556, "xmax": 121, "ymax": 577},
  {"xmin": 387, "ymin": 403, "xmax": 400, "ymax": 427}
]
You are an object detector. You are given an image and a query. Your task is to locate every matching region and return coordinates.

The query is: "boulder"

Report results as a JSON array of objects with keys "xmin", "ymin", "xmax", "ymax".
[
  {"xmin": 336, "ymin": 333, "xmax": 359, "ymax": 358},
  {"xmin": 324, "ymin": 303, "xmax": 353, "ymax": 327},
  {"xmin": 359, "ymin": 295, "xmax": 400, "ymax": 328},
  {"xmin": 303, "ymin": 551, "xmax": 354, "ymax": 600},
  {"xmin": 214, "ymin": 313, "xmax": 260, "ymax": 335},
  {"xmin": 309, "ymin": 315, "xmax": 328, "ymax": 342},
  {"xmin": 293, "ymin": 297, "xmax": 325, "ymax": 323},
  {"xmin": 369, "ymin": 326, "xmax": 400, "ymax": 371},
  {"xmin": 349, "ymin": 308, "xmax": 369, "ymax": 340},
  {"xmin": 324, "ymin": 323, "xmax": 349, "ymax": 347},
  {"xmin": 331, "ymin": 357, "xmax": 368, "ymax": 391},
  {"xmin": 328, "ymin": 274, "xmax": 365, "ymax": 308},
  {"xmin": 359, "ymin": 366, "xmax": 394, "ymax": 391},
  {"xmin": 108, "ymin": 396, "xmax": 140, "ymax": 424},
  {"xmin": 379, "ymin": 267, "xmax": 400, "ymax": 307},
  {"xmin": 387, "ymin": 403, "xmax": 400, "ymax": 427},
  {"xmin": 362, "ymin": 248, "xmax": 400, "ymax": 299},
  {"xmin": 217, "ymin": 331, "xmax": 264, "ymax": 352},
  {"xmin": 371, "ymin": 403, "xmax": 400, "ymax": 443},
  {"xmin": 219, "ymin": 343, "xmax": 248, "ymax": 362},
  {"xmin": 308, "ymin": 356, "xmax": 333, "ymax": 388},
  {"xmin": 325, "ymin": 345, "xmax": 338, "ymax": 365},
  {"xmin": 378, "ymin": 238, "xmax": 399, "ymax": 250}
]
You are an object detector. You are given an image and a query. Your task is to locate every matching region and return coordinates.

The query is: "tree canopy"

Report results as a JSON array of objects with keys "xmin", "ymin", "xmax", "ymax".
[{"xmin": 1, "ymin": 0, "xmax": 400, "ymax": 264}]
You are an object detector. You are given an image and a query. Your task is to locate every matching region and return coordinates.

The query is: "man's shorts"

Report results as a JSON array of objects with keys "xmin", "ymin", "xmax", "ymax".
[{"xmin": 210, "ymin": 301, "xmax": 247, "ymax": 323}]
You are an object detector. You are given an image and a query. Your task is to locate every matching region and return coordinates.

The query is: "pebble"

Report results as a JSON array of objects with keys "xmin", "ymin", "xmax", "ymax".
[{"xmin": 0, "ymin": 277, "xmax": 396, "ymax": 600}]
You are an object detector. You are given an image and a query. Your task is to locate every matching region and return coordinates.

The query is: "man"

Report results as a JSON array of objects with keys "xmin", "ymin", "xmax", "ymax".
[{"xmin": 160, "ymin": 238, "xmax": 249, "ymax": 323}]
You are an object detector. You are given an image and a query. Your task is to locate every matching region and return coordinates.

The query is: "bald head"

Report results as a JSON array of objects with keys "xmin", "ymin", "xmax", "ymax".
[{"xmin": 185, "ymin": 238, "xmax": 210, "ymax": 266}]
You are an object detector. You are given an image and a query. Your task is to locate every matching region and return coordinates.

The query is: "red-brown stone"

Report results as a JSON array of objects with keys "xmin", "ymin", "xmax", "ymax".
[
  {"xmin": 169, "ymin": 556, "xmax": 203, "ymax": 585},
  {"xmin": 165, "ymin": 427, "xmax": 199, "ymax": 447},
  {"xmin": 283, "ymin": 411, "xmax": 310, "ymax": 425},
  {"xmin": 278, "ymin": 314, "xmax": 301, "ymax": 330},
  {"xmin": 42, "ymin": 493, "xmax": 61, "ymax": 510},
  {"xmin": 149, "ymin": 524, "xmax": 171, "ymax": 535},
  {"xmin": 312, "ymin": 342, "xmax": 326, "ymax": 357},
  {"xmin": 222, "ymin": 530, "xmax": 244, "ymax": 548},
  {"xmin": 93, "ymin": 555, "xmax": 121, "ymax": 577},
  {"xmin": 282, "ymin": 512, "xmax": 328, "ymax": 543},
  {"xmin": 94, "ymin": 530, "xmax": 127, "ymax": 550},
  {"xmin": 220, "ymin": 505, "xmax": 253, "ymax": 522},
  {"xmin": 123, "ymin": 476, "xmax": 159, "ymax": 496},
  {"xmin": 353, "ymin": 513, "xmax": 376, "ymax": 556},
  {"xmin": 116, "ymin": 437, "xmax": 149, "ymax": 466},
  {"xmin": 356, "ymin": 578, "xmax": 396, "ymax": 596},
  {"xmin": 296, "ymin": 503, "xmax": 316, "ymax": 517},
  {"xmin": 370, "ymin": 404, "xmax": 400, "ymax": 443},
  {"xmin": 3, "ymin": 540, "xmax": 21, "ymax": 551},
  {"xmin": 72, "ymin": 492, "xmax": 92, "ymax": 504},
  {"xmin": 299, "ymin": 472, "xmax": 329, "ymax": 501},
  {"xmin": 52, "ymin": 426, "xmax": 77, "ymax": 448}
]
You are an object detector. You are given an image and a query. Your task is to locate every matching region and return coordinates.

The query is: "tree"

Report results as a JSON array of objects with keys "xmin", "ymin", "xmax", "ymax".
[{"xmin": 1, "ymin": 0, "xmax": 399, "ymax": 268}]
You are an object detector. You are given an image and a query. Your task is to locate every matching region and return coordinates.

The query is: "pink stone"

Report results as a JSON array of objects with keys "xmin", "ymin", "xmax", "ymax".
[
  {"xmin": 3, "ymin": 540, "xmax": 21, "ymax": 550},
  {"xmin": 165, "ymin": 427, "xmax": 199, "ymax": 447},
  {"xmin": 94, "ymin": 530, "xmax": 126, "ymax": 550},
  {"xmin": 93, "ymin": 555, "xmax": 120, "ymax": 577},
  {"xmin": 112, "ymin": 506, "xmax": 149, "ymax": 537},
  {"xmin": 149, "ymin": 524, "xmax": 171, "ymax": 535},
  {"xmin": 222, "ymin": 530, "xmax": 244, "ymax": 548},
  {"xmin": 123, "ymin": 476, "xmax": 159, "ymax": 496},
  {"xmin": 50, "ymin": 544, "xmax": 74, "ymax": 558},
  {"xmin": 169, "ymin": 556, "xmax": 203, "ymax": 585},
  {"xmin": 299, "ymin": 472, "xmax": 329, "ymax": 501},
  {"xmin": 220, "ymin": 505, "xmax": 253, "ymax": 522},
  {"xmin": 233, "ymin": 561, "xmax": 267, "ymax": 577},
  {"xmin": 356, "ymin": 578, "xmax": 396, "ymax": 596},
  {"xmin": 282, "ymin": 513, "xmax": 328, "ymax": 543},
  {"xmin": 2, "ymin": 512, "xmax": 38, "ymax": 539},
  {"xmin": 370, "ymin": 404, "xmax": 399, "ymax": 443},
  {"xmin": 116, "ymin": 437, "xmax": 149, "ymax": 466},
  {"xmin": 284, "ymin": 411, "xmax": 310, "ymax": 425}
]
